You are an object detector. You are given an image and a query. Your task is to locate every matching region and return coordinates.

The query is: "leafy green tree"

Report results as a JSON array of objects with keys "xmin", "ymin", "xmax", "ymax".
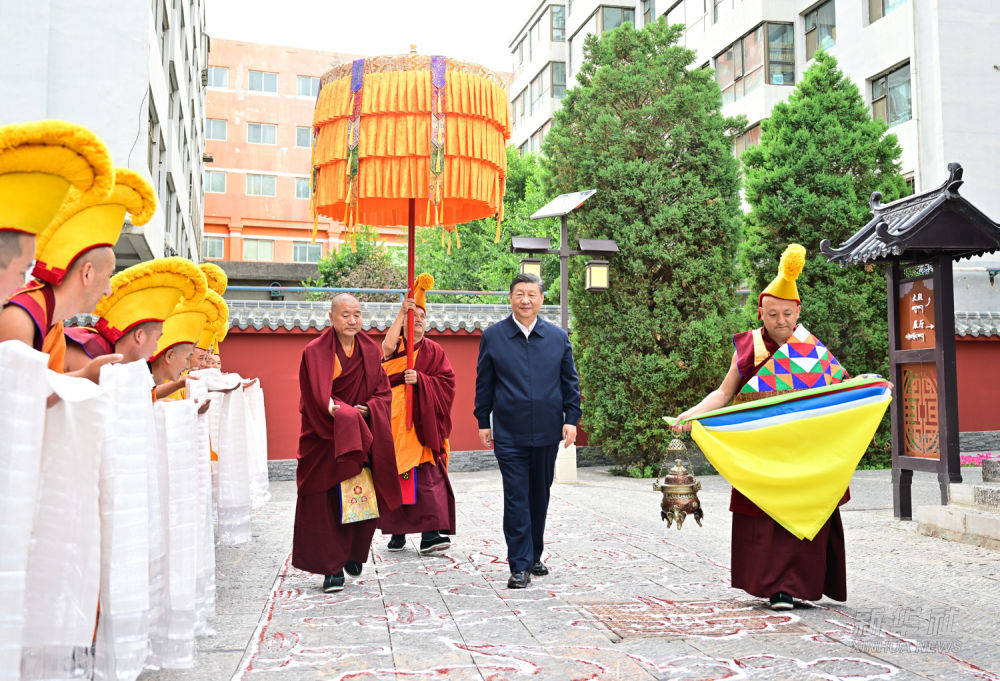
[
  {"xmin": 541, "ymin": 19, "xmax": 744, "ymax": 471},
  {"xmin": 741, "ymin": 50, "xmax": 908, "ymax": 466},
  {"xmin": 305, "ymin": 226, "xmax": 404, "ymax": 301},
  {"xmin": 414, "ymin": 147, "xmax": 560, "ymax": 303}
]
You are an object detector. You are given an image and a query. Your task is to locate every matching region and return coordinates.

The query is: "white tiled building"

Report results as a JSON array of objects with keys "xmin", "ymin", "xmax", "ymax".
[
  {"xmin": 508, "ymin": 1, "xmax": 570, "ymax": 153},
  {"xmin": 511, "ymin": 0, "xmax": 1000, "ymax": 221},
  {"xmin": 0, "ymin": 0, "xmax": 210, "ymax": 266}
]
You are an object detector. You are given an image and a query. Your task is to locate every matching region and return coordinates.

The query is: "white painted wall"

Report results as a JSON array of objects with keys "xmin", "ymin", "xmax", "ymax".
[{"xmin": 0, "ymin": 0, "xmax": 208, "ymax": 265}]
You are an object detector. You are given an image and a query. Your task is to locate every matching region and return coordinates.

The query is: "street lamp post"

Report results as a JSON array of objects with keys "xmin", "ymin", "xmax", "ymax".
[{"xmin": 511, "ymin": 190, "xmax": 619, "ymax": 332}]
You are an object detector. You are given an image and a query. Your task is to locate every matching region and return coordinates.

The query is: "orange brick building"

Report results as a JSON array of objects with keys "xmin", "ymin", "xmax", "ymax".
[{"xmin": 203, "ymin": 39, "xmax": 406, "ymax": 264}]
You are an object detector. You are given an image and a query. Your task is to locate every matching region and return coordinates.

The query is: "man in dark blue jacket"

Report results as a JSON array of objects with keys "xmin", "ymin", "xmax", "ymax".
[{"xmin": 474, "ymin": 273, "xmax": 581, "ymax": 589}]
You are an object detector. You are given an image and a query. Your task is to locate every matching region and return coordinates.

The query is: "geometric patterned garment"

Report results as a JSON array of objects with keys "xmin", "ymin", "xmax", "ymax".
[{"xmin": 740, "ymin": 324, "xmax": 847, "ymax": 394}]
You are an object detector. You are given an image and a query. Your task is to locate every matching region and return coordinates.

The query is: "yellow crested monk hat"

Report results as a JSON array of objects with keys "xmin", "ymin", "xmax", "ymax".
[
  {"xmin": 199, "ymin": 261, "xmax": 227, "ymax": 295},
  {"xmin": 195, "ymin": 290, "xmax": 229, "ymax": 351},
  {"xmin": 93, "ymin": 257, "xmax": 208, "ymax": 344},
  {"xmin": 33, "ymin": 166, "xmax": 156, "ymax": 285},
  {"xmin": 154, "ymin": 291, "xmax": 222, "ymax": 361},
  {"xmin": 412, "ymin": 272, "xmax": 434, "ymax": 311},
  {"xmin": 0, "ymin": 119, "xmax": 114, "ymax": 236},
  {"xmin": 759, "ymin": 243, "xmax": 806, "ymax": 313}
]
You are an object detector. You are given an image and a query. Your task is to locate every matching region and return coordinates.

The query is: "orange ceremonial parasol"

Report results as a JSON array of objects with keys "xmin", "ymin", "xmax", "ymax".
[{"xmin": 311, "ymin": 52, "xmax": 511, "ymax": 425}]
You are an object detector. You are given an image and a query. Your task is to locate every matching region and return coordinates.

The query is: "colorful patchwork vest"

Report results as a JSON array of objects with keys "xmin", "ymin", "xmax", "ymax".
[{"xmin": 734, "ymin": 324, "xmax": 847, "ymax": 404}]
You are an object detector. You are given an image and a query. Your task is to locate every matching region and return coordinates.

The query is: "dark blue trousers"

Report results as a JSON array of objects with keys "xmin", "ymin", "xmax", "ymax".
[{"xmin": 493, "ymin": 442, "xmax": 559, "ymax": 573}]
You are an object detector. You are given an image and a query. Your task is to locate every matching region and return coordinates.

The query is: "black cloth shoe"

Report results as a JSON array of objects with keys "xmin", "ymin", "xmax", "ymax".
[
  {"xmin": 507, "ymin": 571, "xmax": 531, "ymax": 589},
  {"xmin": 419, "ymin": 531, "xmax": 451, "ymax": 555},
  {"xmin": 769, "ymin": 592, "xmax": 794, "ymax": 611},
  {"xmin": 323, "ymin": 571, "xmax": 345, "ymax": 593},
  {"xmin": 344, "ymin": 561, "xmax": 363, "ymax": 577},
  {"xmin": 530, "ymin": 561, "xmax": 549, "ymax": 576},
  {"xmin": 387, "ymin": 534, "xmax": 406, "ymax": 551}
]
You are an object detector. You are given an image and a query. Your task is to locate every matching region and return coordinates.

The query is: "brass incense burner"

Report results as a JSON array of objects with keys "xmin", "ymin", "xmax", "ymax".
[{"xmin": 653, "ymin": 438, "xmax": 703, "ymax": 529}]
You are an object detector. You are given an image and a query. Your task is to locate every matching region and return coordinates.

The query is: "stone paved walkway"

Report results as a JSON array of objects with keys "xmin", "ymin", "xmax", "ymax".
[{"xmin": 143, "ymin": 467, "xmax": 1000, "ymax": 681}]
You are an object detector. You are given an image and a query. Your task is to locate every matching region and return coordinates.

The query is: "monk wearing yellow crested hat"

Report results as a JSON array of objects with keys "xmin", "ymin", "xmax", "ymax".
[
  {"xmin": 151, "ymin": 290, "xmax": 227, "ymax": 400},
  {"xmin": 64, "ymin": 257, "xmax": 207, "ymax": 370},
  {"xmin": 188, "ymin": 262, "xmax": 228, "ymax": 371},
  {"xmin": 0, "ymin": 164, "xmax": 156, "ymax": 373},
  {"xmin": 0, "ymin": 120, "xmax": 114, "ymax": 304},
  {"xmin": 674, "ymin": 244, "xmax": 854, "ymax": 611}
]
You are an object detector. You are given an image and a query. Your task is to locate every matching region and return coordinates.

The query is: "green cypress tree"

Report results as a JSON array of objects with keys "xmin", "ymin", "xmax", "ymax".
[
  {"xmin": 741, "ymin": 51, "xmax": 908, "ymax": 465},
  {"xmin": 541, "ymin": 20, "xmax": 744, "ymax": 471}
]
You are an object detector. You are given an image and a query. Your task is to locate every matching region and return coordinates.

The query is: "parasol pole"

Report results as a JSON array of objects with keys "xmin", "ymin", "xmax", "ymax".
[{"xmin": 406, "ymin": 197, "xmax": 416, "ymax": 429}]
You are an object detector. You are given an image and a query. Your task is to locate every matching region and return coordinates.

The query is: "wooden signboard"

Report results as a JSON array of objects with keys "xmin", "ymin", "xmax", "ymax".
[
  {"xmin": 887, "ymin": 260, "xmax": 961, "ymax": 519},
  {"xmin": 897, "ymin": 278, "xmax": 935, "ymax": 350}
]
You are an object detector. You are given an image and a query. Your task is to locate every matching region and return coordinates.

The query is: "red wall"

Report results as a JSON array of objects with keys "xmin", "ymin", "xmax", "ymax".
[
  {"xmin": 221, "ymin": 327, "xmax": 488, "ymax": 459},
  {"xmin": 956, "ymin": 337, "xmax": 1000, "ymax": 432}
]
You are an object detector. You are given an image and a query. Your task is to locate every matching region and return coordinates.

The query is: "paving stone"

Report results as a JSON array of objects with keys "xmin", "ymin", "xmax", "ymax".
[{"xmin": 140, "ymin": 468, "xmax": 1000, "ymax": 681}]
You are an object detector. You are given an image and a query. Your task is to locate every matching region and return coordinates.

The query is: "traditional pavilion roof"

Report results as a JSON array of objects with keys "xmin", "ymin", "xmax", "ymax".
[{"xmin": 821, "ymin": 163, "xmax": 1000, "ymax": 266}]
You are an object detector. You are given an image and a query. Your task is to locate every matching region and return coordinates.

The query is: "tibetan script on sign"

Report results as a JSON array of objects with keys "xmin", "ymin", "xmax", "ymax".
[
  {"xmin": 897, "ymin": 277, "xmax": 935, "ymax": 350},
  {"xmin": 901, "ymin": 362, "xmax": 939, "ymax": 459}
]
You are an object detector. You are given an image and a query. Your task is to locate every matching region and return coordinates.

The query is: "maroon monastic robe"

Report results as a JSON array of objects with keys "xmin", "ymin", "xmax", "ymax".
[
  {"xmin": 378, "ymin": 337, "xmax": 457, "ymax": 535},
  {"xmin": 65, "ymin": 326, "xmax": 114, "ymax": 359},
  {"xmin": 728, "ymin": 325, "xmax": 848, "ymax": 602},
  {"xmin": 292, "ymin": 328, "xmax": 402, "ymax": 575}
]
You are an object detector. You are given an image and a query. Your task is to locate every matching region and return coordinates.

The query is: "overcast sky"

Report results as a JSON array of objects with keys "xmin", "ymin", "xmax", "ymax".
[{"xmin": 205, "ymin": 0, "xmax": 540, "ymax": 72}]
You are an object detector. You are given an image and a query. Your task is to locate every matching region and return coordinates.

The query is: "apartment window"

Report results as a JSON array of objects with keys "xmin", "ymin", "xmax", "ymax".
[
  {"xmin": 602, "ymin": 6, "xmax": 635, "ymax": 31},
  {"xmin": 904, "ymin": 174, "xmax": 915, "ymax": 195},
  {"xmin": 731, "ymin": 124, "xmax": 761, "ymax": 157},
  {"xmin": 515, "ymin": 39, "xmax": 525, "ymax": 72},
  {"xmin": 529, "ymin": 17, "xmax": 543, "ymax": 61},
  {"xmin": 207, "ymin": 65, "xmax": 228, "ymax": 87},
  {"xmin": 513, "ymin": 92, "xmax": 526, "ymax": 127},
  {"xmin": 872, "ymin": 62, "xmax": 911, "ymax": 127},
  {"xmin": 203, "ymin": 236, "xmax": 224, "ymax": 259},
  {"xmin": 529, "ymin": 68, "xmax": 549, "ymax": 115},
  {"xmin": 870, "ymin": 0, "xmax": 906, "ymax": 23},
  {"xmin": 242, "ymin": 239, "xmax": 274, "ymax": 261},
  {"xmin": 716, "ymin": 26, "xmax": 764, "ymax": 105},
  {"xmin": 248, "ymin": 70, "xmax": 277, "ymax": 92},
  {"xmin": 293, "ymin": 241, "xmax": 322, "ymax": 263},
  {"xmin": 552, "ymin": 62, "xmax": 566, "ymax": 99},
  {"xmin": 642, "ymin": 0, "xmax": 653, "ymax": 25},
  {"xmin": 551, "ymin": 6, "xmax": 566, "ymax": 41},
  {"xmin": 204, "ymin": 170, "xmax": 226, "ymax": 193},
  {"xmin": 295, "ymin": 177, "xmax": 310, "ymax": 199},
  {"xmin": 766, "ymin": 23, "xmax": 795, "ymax": 85},
  {"xmin": 805, "ymin": 1, "xmax": 836, "ymax": 60},
  {"xmin": 205, "ymin": 118, "xmax": 227, "ymax": 141},
  {"xmin": 297, "ymin": 75, "xmax": 320, "ymax": 97},
  {"xmin": 713, "ymin": 0, "xmax": 724, "ymax": 22},
  {"xmin": 246, "ymin": 174, "xmax": 277, "ymax": 196},
  {"xmin": 247, "ymin": 122, "xmax": 277, "ymax": 144},
  {"xmin": 296, "ymin": 126, "xmax": 312, "ymax": 148},
  {"xmin": 519, "ymin": 140, "xmax": 530, "ymax": 155},
  {"xmin": 530, "ymin": 128, "xmax": 544, "ymax": 154}
]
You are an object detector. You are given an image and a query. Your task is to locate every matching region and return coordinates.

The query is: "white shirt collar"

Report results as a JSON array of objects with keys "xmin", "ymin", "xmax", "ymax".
[{"xmin": 512, "ymin": 315, "xmax": 537, "ymax": 338}]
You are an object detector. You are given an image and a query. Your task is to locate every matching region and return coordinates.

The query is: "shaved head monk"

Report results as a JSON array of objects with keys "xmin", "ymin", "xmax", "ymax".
[{"xmin": 293, "ymin": 293, "xmax": 402, "ymax": 592}]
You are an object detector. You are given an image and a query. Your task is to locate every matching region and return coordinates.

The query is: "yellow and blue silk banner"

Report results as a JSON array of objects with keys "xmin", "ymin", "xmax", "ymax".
[{"xmin": 669, "ymin": 377, "xmax": 892, "ymax": 541}]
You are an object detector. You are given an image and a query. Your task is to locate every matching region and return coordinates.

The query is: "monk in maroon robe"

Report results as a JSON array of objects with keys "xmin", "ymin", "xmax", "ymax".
[
  {"xmin": 377, "ymin": 296, "xmax": 457, "ymax": 554},
  {"xmin": 675, "ymin": 247, "xmax": 848, "ymax": 611},
  {"xmin": 293, "ymin": 293, "xmax": 401, "ymax": 592}
]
